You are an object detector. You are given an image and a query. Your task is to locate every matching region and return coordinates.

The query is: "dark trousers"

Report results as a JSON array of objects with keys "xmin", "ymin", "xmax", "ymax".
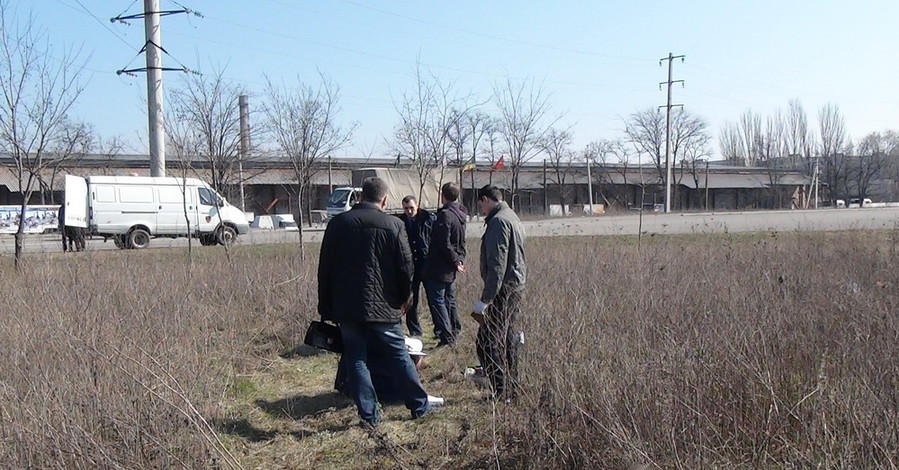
[
  {"xmin": 424, "ymin": 279, "xmax": 461, "ymax": 345},
  {"xmin": 405, "ymin": 274, "xmax": 425, "ymax": 337},
  {"xmin": 62, "ymin": 226, "xmax": 85, "ymax": 252},
  {"xmin": 476, "ymin": 285, "xmax": 523, "ymax": 398},
  {"xmin": 339, "ymin": 321, "xmax": 429, "ymax": 424}
]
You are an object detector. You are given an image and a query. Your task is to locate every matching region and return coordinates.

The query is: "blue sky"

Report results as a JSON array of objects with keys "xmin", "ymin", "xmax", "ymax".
[{"xmin": 11, "ymin": 0, "xmax": 899, "ymax": 158}]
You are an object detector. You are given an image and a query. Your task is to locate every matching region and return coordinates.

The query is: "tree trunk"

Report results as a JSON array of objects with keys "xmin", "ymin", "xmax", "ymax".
[
  {"xmin": 297, "ymin": 188, "xmax": 306, "ymax": 262},
  {"xmin": 14, "ymin": 201, "xmax": 27, "ymax": 270}
]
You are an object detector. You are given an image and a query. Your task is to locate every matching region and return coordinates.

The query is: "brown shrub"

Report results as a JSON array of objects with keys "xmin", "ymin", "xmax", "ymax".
[
  {"xmin": 502, "ymin": 231, "xmax": 899, "ymax": 468},
  {"xmin": 0, "ymin": 247, "xmax": 315, "ymax": 469},
  {"xmin": 1, "ymin": 230, "xmax": 897, "ymax": 469}
]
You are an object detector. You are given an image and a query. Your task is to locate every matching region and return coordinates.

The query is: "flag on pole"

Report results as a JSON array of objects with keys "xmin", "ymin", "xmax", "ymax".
[
  {"xmin": 492, "ymin": 155, "xmax": 505, "ymax": 170},
  {"xmin": 462, "ymin": 155, "xmax": 476, "ymax": 172}
]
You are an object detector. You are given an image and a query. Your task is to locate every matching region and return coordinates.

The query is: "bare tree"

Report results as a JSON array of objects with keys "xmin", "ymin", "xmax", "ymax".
[
  {"xmin": 853, "ymin": 132, "xmax": 889, "ymax": 204},
  {"xmin": 718, "ymin": 120, "xmax": 743, "ymax": 163},
  {"xmin": 585, "ymin": 138, "xmax": 629, "ymax": 209},
  {"xmin": 785, "ymin": 98, "xmax": 812, "ymax": 167},
  {"xmin": 167, "ymin": 65, "xmax": 264, "ymax": 204},
  {"xmin": 482, "ymin": 117, "xmax": 503, "ymax": 186},
  {"xmin": 625, "ymin": 108, "xmax": 710, "ymax": 208},
  {"xmin": 94, "ymin": 136, "xmax": 127, "ymax": 175},
  {"xmin": 447, "ymin": 108, "xmax": 472, "ymax": 191},
  {"xmin": 759, "ymin": 111, "xmax": 793, "ymax": 207},
  {"xmin": 624, "ymin": 108, "xmax": 665, "ymax": 178},
  {"xmin": 818, "ymin": 103, "xmax": 849, "ymax": 204},
  {"xmin": 538, "ymin": 127, "xmax": 575, "ymax": 214},
  {"xmin": 738, "ymin": 109, "xmax": 764, "ymax": 166},
  {"xmin": 677, "ymin": 123, "xmax": 713, "ymax": 209},
  {"xmin": 263, "ymin": 72, "xmax": 355, "ymax": 259},
  {"xmin": 41, "ymin": 118, "xmax": 92, "ymax": 204},
  {"xmin": 493, "ymin": 77, "xmax": 559, "ymax": 208},
  {"xmin": 0, "ymin": 2, "xmax": 86, "ymax": 268},
  {"xmin": 392, "ymin": 63, "xmax": 471, "ymax": 199},
  {"xmin": 449, "ymin": 108, "xmax": 491, "ymax": 209},
  {"xmin": 165, "ymin": 112, "xmax": 205, "ymax": 256}
]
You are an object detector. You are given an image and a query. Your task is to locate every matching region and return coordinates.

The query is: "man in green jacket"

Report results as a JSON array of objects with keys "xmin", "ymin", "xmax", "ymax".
[{"xmin": 472, "ymin": 185, "xmax": 526, "ymax": 400}]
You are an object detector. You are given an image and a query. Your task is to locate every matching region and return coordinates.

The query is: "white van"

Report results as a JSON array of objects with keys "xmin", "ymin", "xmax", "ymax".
[{"xmin": 64, "ymin": 175, "xmax": 249, "ymax": 249}]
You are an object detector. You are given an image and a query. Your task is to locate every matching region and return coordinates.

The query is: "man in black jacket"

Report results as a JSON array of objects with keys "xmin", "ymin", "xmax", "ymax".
[
  {"xmin": 422, "ymin": 182, "xmax": 467, "ymax": 346},
  {"xmin": 398, "ymin": 195, "xmax": 436, "ymax": 337},
  {"xmin": 318, "ymin": 177, "xmax": 431, "ymax": 426}
]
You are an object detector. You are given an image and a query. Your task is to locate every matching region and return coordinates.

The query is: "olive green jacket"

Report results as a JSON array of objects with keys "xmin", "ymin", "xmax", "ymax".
[{"xmin": 479, "ymin": 202, "xmax": 526, "ymax": 303}]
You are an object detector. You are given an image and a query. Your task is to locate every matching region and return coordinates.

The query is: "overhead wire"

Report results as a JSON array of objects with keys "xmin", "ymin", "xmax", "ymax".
[
  {"xmin": 53, "ymin": 0, "xmax": 137, "ymax": 52},
  {"xmin": 340, "ymin": 0, "xmax": 654, "ymax": 65},
  {"xmin": 200, "ymin": 13, "xmax": 653, "ymax": 94}
]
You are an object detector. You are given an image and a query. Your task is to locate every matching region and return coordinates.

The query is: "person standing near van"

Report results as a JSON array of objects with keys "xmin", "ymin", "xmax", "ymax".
[
  {"xmin": 422, "ymin": 182, "xmax": 467, "ymax": 347},
  {"xmin": 472, "ymin": 185, "xmax": 526, "ymax": 400},
  {"xmin": 317, "ymin": 177, "xmax": 431, "ymax": 427},
  {"xmin": 398, "ymin": 195, "xmax": 436, "ymax": 337}
]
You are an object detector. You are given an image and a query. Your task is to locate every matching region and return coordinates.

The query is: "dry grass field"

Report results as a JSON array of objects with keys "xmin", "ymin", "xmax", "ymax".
[{"xmin": 1, "ymin": 230, "xmax": 898, "ymax": 469}]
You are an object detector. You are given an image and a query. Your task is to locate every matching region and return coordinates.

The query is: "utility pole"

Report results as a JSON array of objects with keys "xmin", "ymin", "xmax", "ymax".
[
  {"xmin": 143, "ymin": 0, "xmax": 164, "ymax": 177},
  {"xmin": 659, "ymin": 52, "xmax": 685, "ymax": 213},
  {"xmin": 705, "ymin": 159, "xmax": 710, "ymax": 210},
  {"xmin": 113, "ymin": 2, "xmax": 198, "ymax": 177},
  {"xmin": 328, "ymin": 155, "xmax": 333, "ymax": 194},
  {"xmin": 542, "ymin": 159, "xmax": 548, "ymax": 215},
  {"xmin": 238, "ymin": 94, "xmax": 250, "ymax": 212},
  {"xmin": 586, "ymin": 156, "xmax": 594, "ymax": 215}
]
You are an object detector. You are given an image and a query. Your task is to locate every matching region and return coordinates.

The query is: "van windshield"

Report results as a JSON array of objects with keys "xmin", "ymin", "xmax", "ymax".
[
  {"xmin": 198, "ymin": 187, "xmax": 226, "ymax": 206},
  {"xmin": 327, "ymin": 189, "xmax": 352, "ymax": 207}
]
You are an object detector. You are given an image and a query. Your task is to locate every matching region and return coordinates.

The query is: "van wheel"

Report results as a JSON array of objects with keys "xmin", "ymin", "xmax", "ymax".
[
  {"xmin": 199, "ymin": 233, "xmax": 216, "ymax": 246},
  {"xmin": 128, "ymin": 228, "xmax": 151, "ymax": 249},
  {"xmin": 216, "ymin": 226, "xmax": 237, "ymax": 246},
  {"xmin": 113, "ymin": 235, "xmax": 126, "ymax": 249}
]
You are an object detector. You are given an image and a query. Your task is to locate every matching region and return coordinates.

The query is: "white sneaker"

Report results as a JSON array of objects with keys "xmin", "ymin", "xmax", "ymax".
[{"xmin": 427, "ymin": 395, "xmax": 445, "ymax": 406}]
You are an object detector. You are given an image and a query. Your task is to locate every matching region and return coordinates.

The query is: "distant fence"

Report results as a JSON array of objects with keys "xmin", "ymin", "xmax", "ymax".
[{"xmin": 0, "ymin": 205, "xmax": 61, "ymax": 234}]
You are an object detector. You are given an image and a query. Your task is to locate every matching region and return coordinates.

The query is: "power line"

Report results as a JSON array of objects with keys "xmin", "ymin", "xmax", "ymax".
[
  {"xmin": 341, "ymin": 0, "xmax": 653, "ymax": 65},
  {"xmin": 197, "ymin": 15, "xmax": 652, "ymax": 94},
  {"xmin": 51, "ymin": 0, "xmax": 135, "ymax": 51}
]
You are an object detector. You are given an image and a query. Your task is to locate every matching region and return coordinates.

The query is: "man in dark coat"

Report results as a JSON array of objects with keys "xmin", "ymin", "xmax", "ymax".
[
  {"xmin": 398, "ymin": 195, "xmax": 436, "ymax": 337},
  {"xmin": 57, "ymin": 203, "xmax": 85, "ymax": 252},
  {"xmin": 422, "ymin": 182, "xmax": 467, "ymax": 346},
  {"xmin": 318, "ymin": 177, "xmax": 431, "ymax": 427}
]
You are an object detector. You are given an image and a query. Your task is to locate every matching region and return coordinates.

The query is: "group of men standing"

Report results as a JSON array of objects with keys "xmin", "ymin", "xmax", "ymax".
[
  {"xmin": 399, "ymin": 183, "xmax": 468, "ymax": 347},
  {"xmin": 317, "ymin": 177, "xmax": 527, "ymax": 427}
]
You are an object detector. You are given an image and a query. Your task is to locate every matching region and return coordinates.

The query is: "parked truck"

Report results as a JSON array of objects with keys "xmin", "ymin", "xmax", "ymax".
[
  {"xmin": 326, "ymin": 168, "xmax": 457, "ymax": 219},
  {"xmin": 64, "ymin": 174, "xmax": 250, "ymax": 249}
]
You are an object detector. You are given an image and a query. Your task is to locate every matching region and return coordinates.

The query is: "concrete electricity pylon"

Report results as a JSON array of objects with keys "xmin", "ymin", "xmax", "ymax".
[
  {"xmin": 659, "ymin": 52, "xmax": 684, "ymax": 213},
  {"xmin": 113, "ymin": 1, "xmax": 200, "ymax": 177}
]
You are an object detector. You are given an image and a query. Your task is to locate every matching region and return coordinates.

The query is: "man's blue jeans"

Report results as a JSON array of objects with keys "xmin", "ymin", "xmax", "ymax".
[
  {"xmin": 340, "ymin": 321, "xmax": 429, "ymax": 424},
  {"xmin": 424, "ymin": 279, "xmax": 460, "ymax": 344}
]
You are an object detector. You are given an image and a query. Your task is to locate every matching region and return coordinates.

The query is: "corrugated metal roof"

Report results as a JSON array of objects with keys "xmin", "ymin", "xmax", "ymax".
[
  {"xmin": 1, "ymin": 161, "xmax": 811, "ymax": 191},
  {"xmin": 0, "ymin": 169, "xmax": 20, "ymax": 190},
  {"xmin": 678, "ymin": 172, "xmax": 812, "ymax": 189}
]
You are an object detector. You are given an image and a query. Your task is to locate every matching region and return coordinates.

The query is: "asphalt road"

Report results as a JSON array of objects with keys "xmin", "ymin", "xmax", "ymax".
[{"xmin": 3, "ymin": 207, "xmax": 898, "ymax": 255}]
